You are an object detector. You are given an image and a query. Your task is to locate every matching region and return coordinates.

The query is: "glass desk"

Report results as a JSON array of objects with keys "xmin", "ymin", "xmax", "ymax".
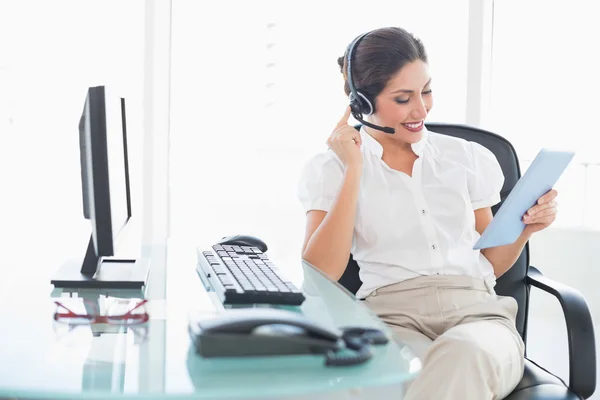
[{"xmin": 0, "ymin": 239, "xmax": 420, "ymax": 399}]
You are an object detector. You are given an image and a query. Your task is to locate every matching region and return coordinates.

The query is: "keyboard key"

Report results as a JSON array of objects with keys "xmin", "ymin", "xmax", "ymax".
[
  {"xmin": 218, "ymin": 275, "xmax": 233, "ymax": 285},
  {"xmin": 212, "ymin": 265, "xmax": 227, "ymax": 274},
  {"xmin": 223, "ymin": 285, "xmax": 240, "ymax": 294}
]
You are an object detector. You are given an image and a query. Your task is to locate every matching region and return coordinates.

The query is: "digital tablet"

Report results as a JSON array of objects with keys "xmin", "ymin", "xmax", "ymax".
[{"xmin": 473, "ymin": 148, "xmax": 575, "ymax": 250}]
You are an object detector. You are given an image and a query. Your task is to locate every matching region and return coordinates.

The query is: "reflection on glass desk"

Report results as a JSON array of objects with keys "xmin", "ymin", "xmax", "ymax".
[{"xmin": 0, "ymin": 239, "xmax": 420, "ymax": 399}]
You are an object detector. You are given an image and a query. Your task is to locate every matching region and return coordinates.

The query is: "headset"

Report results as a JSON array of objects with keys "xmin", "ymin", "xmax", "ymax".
[{"xmin": 346, "ymin": 32, "xmax": 395, "ymax": 134}]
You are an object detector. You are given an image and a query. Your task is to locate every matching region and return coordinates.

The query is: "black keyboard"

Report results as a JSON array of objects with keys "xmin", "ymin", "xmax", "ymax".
[{"xmin": 196, "ymin": 244, "xmax": 305, "ymax": 306}]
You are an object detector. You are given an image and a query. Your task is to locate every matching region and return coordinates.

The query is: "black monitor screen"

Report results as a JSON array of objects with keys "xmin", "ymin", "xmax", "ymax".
[{"xmin": 105, "ymin": 92, "xmax": 129, "ymax": 242}]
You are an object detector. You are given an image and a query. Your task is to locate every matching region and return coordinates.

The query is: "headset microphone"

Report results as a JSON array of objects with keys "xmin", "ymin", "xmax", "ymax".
[
  {"xmin": 353, "ymin": 115, "xmax": 395, "ymax": 134},
  {"xmin": 346, "ymin": 32, "xmax": 395, "ymax": 135}
]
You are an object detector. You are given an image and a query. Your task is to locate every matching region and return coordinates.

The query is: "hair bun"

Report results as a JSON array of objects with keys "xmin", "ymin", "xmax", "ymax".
[
  {"xmin": 337, "ymin": 55, "xmax": 345, "ymax": 72},
  {"xmin": 337, "ymin": 55, "xmax": 348, "ymax": 81}
]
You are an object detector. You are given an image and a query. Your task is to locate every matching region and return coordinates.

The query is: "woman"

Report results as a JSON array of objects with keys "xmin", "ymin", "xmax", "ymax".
[{"xmin": 297, "ymin": 27, "xmax": 558, "ymax": 399}]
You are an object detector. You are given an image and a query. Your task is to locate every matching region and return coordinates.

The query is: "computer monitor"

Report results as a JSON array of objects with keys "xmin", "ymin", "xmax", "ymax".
[{"xmin": 51, "ymin": 86, "xmax": 149, "ymax": 289}]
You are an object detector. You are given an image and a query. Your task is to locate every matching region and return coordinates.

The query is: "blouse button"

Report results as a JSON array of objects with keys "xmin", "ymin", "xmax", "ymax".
[
  {"xmin": 421, "ymin": 209, "xmax": 427, "ymax": 215},
  {"xmin": 431, "ymin": 244, "xmax": 437, "ymax": 250}
]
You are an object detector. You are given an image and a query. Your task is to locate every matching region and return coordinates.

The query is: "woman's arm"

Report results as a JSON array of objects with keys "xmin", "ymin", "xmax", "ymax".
[
  {"xmin": 301, "ymin": 106, "xmax": 364, "ymax": 280},
  {"xmin": 475, "ymin": 208, "xmax": 531, "ymax": 277},
  {"xmin": 302, "ymin": 164, "xmax": 362, "ymax": 281}
]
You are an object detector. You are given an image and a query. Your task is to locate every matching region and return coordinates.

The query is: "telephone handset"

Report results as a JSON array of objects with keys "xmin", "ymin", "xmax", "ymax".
[{"xmin": 189, "ymin": 308, "xmax": 389, "ymax": 367}]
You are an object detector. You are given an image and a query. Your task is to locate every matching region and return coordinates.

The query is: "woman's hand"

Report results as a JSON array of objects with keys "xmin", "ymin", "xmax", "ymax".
[
  {"xmin": 522, "ymin": 189, "xmax": 558, "ymax": 235},
  {"xmin": 327, "ymin": 106, "xmax": 363, "ymax": 168}
]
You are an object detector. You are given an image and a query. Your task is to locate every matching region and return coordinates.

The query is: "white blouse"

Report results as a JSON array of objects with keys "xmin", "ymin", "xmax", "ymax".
[{"xmin": 297, "ymin": 127, "xmax": 505, "ymax": 299}]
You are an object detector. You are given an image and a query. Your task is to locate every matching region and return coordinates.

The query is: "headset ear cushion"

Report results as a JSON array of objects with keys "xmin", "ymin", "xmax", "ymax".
[
  {"xmin": 349, "ymin": 94, "xmax": 363, "ymax": 117},
  {"xmin": 356, "ymin": 91, "xmax": 374, "ymax": 116},
  {"xmin": 366, "ymin": 100, "xmax": 375, "ymax": 115}
]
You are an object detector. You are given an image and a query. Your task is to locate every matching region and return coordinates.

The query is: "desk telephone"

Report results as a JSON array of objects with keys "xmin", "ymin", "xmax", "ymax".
[{"xmin": 189, "ymin": 308, "xmax": 389, "ymax": 367}]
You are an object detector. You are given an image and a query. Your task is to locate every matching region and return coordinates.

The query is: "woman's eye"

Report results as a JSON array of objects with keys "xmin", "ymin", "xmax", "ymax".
[{"xmin": 395, "ymin": 90, "xmax": 432, "ymax": 104}]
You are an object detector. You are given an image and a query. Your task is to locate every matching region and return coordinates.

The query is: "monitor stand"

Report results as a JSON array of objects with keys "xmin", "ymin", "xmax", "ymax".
[{"xmin": 51, "ymin": 236, "xmax": 150, "ymax": 289}]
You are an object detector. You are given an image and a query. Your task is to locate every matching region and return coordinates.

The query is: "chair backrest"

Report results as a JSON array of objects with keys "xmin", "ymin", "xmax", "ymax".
[{"xmin": 339, "ymin": 123, "xmax": 529, "ymax": 337}]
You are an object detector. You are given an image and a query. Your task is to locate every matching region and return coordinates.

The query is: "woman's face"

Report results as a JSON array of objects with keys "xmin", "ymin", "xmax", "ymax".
[{"xmin": 371, "ymin": 59, "xmax": 433, "ymax": 144}]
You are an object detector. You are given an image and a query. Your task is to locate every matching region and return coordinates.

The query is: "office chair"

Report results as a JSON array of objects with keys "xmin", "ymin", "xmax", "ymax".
[{"xmin": 338, "ymin": 123, "xmax": 596, "ymax": 400}]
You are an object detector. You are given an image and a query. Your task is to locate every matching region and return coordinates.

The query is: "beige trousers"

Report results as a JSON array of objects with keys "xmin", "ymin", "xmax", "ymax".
[{"xmin": 364, "ymin": 275, "xmax": 525, "ymax": 400}]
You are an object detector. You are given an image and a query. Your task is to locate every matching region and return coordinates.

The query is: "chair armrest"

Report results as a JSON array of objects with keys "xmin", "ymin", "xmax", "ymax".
[{"xmin": 527, "ymin": 265, "xmax": 596, "ymax": 399}]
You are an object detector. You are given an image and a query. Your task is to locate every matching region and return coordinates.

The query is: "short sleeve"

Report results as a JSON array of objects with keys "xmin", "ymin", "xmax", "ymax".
[
  {"xmin": 297, "ymin": 151, "xmax": 345, "ymax": 213},
  {"xmin": 467, "ymin": 142, "xmax": 505, "ymax": 210}
]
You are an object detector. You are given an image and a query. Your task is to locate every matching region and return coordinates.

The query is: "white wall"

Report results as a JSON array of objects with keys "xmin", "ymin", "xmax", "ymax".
[
  {"xmin": 529, "ymin": 228, "xmax": 600, "ymax": 321},
  {"xmin": 526, "ymin": 228, "xmax": 600, "ymax": 388}
]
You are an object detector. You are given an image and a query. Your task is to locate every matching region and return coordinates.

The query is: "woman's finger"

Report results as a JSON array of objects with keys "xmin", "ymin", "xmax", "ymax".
[
  {"xmin": 334, "ymin": 106, "xmax": 353, "ymax": 130},
  {"xmin": 524, "ymin": 207, "xmax": 557, "ymax": 223},
  {"xmin": 527, "ymin": 200, "xmax": 557, "ymax": 216},
  {"xmin": 537, "ymin": 189, "xmax": 558, "ymax": 205}
]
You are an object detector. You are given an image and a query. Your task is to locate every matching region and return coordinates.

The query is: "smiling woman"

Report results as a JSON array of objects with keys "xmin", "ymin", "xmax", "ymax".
[{"xmin": 297, "ymin": 26, "xmax": 529, "ymax": 399}]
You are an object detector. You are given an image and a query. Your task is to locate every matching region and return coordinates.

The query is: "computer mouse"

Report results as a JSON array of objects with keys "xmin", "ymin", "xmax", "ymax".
[{"xmin": 217, "ymin": 234, "xmax": 268, "ymax": 252}]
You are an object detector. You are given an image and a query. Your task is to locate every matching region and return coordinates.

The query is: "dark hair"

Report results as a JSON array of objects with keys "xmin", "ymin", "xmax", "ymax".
[{"xmin": 337, "ymin": 27, "xmax": 428, "ymax": 105}]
